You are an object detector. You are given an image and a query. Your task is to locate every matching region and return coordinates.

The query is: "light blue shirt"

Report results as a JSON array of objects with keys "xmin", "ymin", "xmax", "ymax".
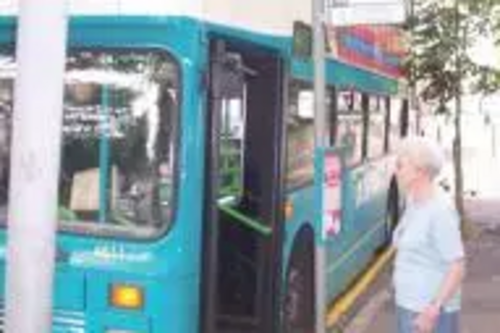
[{"xmin": 392, "ymin": 191, "xmax": 465, "ymax": 313}]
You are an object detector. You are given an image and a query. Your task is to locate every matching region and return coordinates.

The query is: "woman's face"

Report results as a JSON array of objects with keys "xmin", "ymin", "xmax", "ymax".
[{"xmin": 395, "ymin": 155, "xmax": 421, "ymax": 194}]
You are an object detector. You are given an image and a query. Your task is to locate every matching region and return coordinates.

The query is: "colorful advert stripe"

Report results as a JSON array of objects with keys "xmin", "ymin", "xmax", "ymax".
[{"xmin": 327, "ymin": 24, "xmax": 407, "ymax": 79}]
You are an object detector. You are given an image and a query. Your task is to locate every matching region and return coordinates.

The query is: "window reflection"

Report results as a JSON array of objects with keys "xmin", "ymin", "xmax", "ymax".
[
  {"xmin": 219, "ymin": 97, "xmax": 246, "ymax": 199},
  {"xmin": 0, "ymin": 66, "xmax": 13, "ymax": 214},
  {"xmin": 390, "ymin": 98, "xmax": 403, "ymax": 151},
  {"xmin": 286, "ymin": 82, "xmax": 315, "ymax": 189},
  {"xmin": 0, "ymin": 50, "xmax": 179, "ymax": 238},
  {"xmin": 367, "ymin": 95, "xmax": 385, "ymax": 158},
  {"xmin": 337, "ymin": 91, "xmax": 363, "ymax": 167}
]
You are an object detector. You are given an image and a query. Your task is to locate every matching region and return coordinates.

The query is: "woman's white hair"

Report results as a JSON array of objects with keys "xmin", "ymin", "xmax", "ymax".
[{"xmin": 397, "ymin": 136, "xmax": 445, "ymax": 179}]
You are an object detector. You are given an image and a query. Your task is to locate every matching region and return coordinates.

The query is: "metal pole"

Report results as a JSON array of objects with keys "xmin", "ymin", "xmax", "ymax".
[
  {"xmin": 453, "ymin": 0, "xmax": 465, "ymax": 218},
  {"xmin": 313, "ymin": 0, "xmax": 328, "ymax": 332},
  {"xmin": 492, "ymin": 122, "xmax": 496, "ymax": 158},
  {"xmin": 5, "ymin": 1, "xmax": 68, "ymax": 332},
  {"xmin": 407, "ymin": 0, "xmax": 419, "ymax": 135}
]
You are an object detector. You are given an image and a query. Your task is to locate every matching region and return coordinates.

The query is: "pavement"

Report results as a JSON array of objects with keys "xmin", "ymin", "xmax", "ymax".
[{"xmin": 340, "ymin": 198, "xmax": 500, "ymax": 333}]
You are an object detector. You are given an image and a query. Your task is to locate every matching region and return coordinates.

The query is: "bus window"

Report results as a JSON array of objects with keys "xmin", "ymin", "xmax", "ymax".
[
  {"xmin": 367, "ymin": 95, "xmax": 385, "ymax": 159},
  {"xmin": 336, "ymin": 90, "xmax": 363, "ymax": 167},
  {"xmin": 219, "ymin": 97, "xmax": 245, "ymax": 199},
  {"xmin": 389, "ymin": 97, "xmax": 403, "ymax": 150},
  {"xmin": 328, "ymin": 87, "xmax": 338, "ymax": 146},
  {"xmin": 286, "ymin": 81, "xmax": 315, "ymax": 189},
  {"xmin": 383, "ymin": 96, "xmax": 391, "ymax": 153},
  {"xmin": 0, "ymin": 81, "xmax": 11, "ymax": 211},
  {"xmin": 0, "ymin": 49, "xmax": 180, "ymax": 238}
]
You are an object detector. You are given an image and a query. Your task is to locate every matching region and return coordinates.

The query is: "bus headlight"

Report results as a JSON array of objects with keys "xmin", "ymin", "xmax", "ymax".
[
  {"xmin": 284, "ymin": 200, "xmax": 294, "ymax": 220},
  {"xmin": 109, "ymin": 284, "xmax": 144, "ymax": 310}
]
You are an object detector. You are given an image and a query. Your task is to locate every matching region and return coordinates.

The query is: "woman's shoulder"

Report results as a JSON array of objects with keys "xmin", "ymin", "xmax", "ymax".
[{"xmin": 429, "ymin": 189, "xmax": 460, "ymax": 225}]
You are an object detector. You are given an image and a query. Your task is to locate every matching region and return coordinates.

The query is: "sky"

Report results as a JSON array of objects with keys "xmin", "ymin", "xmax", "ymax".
[
  {"xmin": 469, "ymin": 35, "xmax": 499, "ymax": 69},
  {"xmin": 328, "ymin": 0, "xmax": 408, "ymax": 26}
]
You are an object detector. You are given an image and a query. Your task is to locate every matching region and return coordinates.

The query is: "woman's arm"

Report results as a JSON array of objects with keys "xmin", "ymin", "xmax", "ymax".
[
  {"xmin": 414, "ymin": 258, "xmax": 466, "ymax": 333},
  {"xmin": 432, "ymin": 258, "xmax": 466, "ymax": 309}
]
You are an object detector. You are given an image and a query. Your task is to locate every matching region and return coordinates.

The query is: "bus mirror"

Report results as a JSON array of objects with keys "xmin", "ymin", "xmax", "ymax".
[
  {"xmin": 293, "ymin": 21, "xmax": 312, "ymax": 59},
  {"xmin": 211, "ymin": 52, "xmax": 254, "ymax": 100}
]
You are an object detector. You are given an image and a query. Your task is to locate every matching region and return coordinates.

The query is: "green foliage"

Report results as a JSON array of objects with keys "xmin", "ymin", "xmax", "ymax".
[
  {"xmin": 408, "ymin": 0, "xmax": 500, "ymax": 106},
  {"xmin": 472, "ymin": 65, "xmax": 500, "ymax": 95},
  {"xmin": 408, "ymin": 0, "xmax": 500, "ymax": 220}
]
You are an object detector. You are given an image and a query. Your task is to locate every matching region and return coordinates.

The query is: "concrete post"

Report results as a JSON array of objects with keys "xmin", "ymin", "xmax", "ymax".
[
  {"xmin": 313, "ymin": 0, "xmax": 328, "ymax": 332},
  {"xmin": 5, "ymin": 1, "xmax": 68, "ymax": 332}
]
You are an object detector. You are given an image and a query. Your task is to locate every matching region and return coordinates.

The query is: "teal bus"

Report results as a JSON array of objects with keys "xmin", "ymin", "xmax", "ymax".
[{"xmin": 0, "ymin": 1, "xmax": 409, "ymax": 332}]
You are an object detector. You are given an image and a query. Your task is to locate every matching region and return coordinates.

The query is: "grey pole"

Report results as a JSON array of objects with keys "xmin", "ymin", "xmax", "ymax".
[
  {"xmin": 313, "ymin": 0, "xmax": 328, "ymax": 332},
  {"xmin": 407, "ymin": 0, "xmax": 419, "ymax": 134},
  {"xmin": 5, "ymin": 1, "xmax": 68, "ymax": 332}
]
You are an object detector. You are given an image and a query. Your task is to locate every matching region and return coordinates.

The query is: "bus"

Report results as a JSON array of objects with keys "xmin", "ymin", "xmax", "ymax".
[{"xmin": 0, "ymin": 1, "xmax": 409, "ymax": 332}]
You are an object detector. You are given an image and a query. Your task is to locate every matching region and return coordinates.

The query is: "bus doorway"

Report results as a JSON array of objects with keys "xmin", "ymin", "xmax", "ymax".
[{"xmin": 200, "ymin": 39, "xmax": 286, "ymax": 333}]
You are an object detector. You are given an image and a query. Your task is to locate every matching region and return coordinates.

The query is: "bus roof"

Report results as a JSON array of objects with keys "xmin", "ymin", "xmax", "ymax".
[
  {"xmin": 0, "ymin": 0, "xmax": 406, "ymax": 91},
  {"xmin": 0, "ymin": 0, "xmax": 308, "ymax": 36}
]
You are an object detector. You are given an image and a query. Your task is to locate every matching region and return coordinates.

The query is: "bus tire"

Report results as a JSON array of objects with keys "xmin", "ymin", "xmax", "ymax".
[
  {"xmin": 283, "ymin": 226, "xmax": 315, "ymax": 333},
  {"xmin": 385, "ymin": 180, "xmax": 400, "ymax": 243}
]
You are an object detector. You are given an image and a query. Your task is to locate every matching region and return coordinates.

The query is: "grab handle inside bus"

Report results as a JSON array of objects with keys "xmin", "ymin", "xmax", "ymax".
[
  {"xmin": 56, "ymin": 247, "xmax": 69, "ymax": 264},
  {"xmin": 218, "ymin": 197, "xmax": 272, "ymax": 236}
]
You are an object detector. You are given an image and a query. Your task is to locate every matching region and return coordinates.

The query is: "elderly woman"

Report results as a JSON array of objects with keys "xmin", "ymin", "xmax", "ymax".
[{"xmin": 393, "ymin": 137, "xmax": 466, "ymax": 333}]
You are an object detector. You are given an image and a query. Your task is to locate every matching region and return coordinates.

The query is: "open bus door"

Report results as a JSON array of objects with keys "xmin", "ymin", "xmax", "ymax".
[{"xmin": 200, "ymin": 39, "xmax": 286, "ymax": 333}]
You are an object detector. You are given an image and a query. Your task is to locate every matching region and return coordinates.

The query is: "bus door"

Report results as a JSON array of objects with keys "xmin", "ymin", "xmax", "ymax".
[{"xmin": 201, "ymin": 39, "xmax": 286, "ymax": 333}]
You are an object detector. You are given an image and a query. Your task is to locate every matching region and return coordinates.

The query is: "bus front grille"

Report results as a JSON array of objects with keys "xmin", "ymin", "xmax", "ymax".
[{"xmin": 0, "ymin": 307, "xmax": 86, "ymax": 332}]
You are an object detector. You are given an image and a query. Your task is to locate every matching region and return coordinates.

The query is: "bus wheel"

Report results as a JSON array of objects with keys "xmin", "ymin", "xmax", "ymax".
[
  {"xmin": 385, "ymin": 184, "xmax": 400, "ymax": 243},
  {"xmin": 283, "ymin": 227, "xmax": 315, "ymax": 333}
]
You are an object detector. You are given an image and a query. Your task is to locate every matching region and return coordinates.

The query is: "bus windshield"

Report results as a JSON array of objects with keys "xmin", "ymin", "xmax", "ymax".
[{"xmin": 0, "ymin": 49, "xmax": 180, "ymax": 239}]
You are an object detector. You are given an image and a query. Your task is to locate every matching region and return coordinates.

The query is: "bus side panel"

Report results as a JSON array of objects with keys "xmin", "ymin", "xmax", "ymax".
[{"xmin": 325, "ymin": 158, "xmax": 391, "ymax": 303}]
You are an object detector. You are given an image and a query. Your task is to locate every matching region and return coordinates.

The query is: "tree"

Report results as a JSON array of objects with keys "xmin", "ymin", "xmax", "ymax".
[{"xmin": 407, "ymin": 0, "xmax": 500, "ymax": 228}]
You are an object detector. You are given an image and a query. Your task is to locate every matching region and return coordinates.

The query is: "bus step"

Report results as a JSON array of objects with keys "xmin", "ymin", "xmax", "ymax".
[{"xmin": 216, "ymin": 314, "xmax": 259, "ymax": 333}]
